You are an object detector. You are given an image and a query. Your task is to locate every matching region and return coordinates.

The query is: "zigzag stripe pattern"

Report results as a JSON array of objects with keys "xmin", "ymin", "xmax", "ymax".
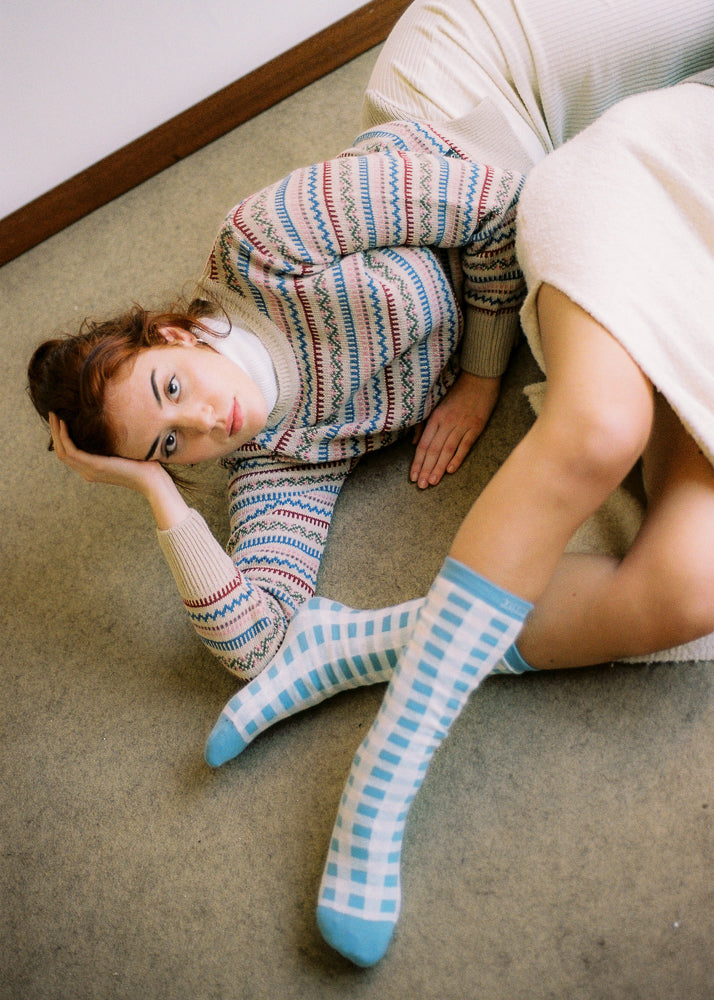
[{"xmin": 183, "ymin": 120, "xmax": 524, "ymax": 678}]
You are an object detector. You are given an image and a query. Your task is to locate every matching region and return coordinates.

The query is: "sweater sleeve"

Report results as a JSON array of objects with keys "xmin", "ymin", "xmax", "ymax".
[
  {"xmin": 351, "ymin": 128, "xmax": 526, "ymax": 377},
  {"xmin": 156, "ymin": 456, "xmax": 354, "ymax": 680},
  {"xmin": 229, "ymin": 138, "xmax": 524, "ymax": 376}
]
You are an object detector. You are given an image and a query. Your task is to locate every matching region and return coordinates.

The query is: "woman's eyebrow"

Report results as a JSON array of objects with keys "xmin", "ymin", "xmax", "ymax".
[
  {"xmin": 143, "ymin": 370, "xmax": 162, "ymax": 459},
  {"xmin": 144, "ymin": 436, "xmax": 160, "ymax": 461},
  {"xmin": 150, "ymin": 370, "xmax": 162, "ymax": 407}
]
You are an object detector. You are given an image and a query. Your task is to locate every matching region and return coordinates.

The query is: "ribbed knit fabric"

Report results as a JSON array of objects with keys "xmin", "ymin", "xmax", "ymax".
[
  {"xmin": 362, "ymin": 0, "xmax": 714, "ymax": 163},
  {"xmin": 159, "ymin": 463, "xmax": 354, "ymax": 678},
  {"xmin": 157, "ymin": 120, "xmax": 524, "ymax": 679}
]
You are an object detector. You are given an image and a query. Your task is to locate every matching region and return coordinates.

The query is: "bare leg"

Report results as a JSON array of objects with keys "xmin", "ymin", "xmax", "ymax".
[
  {"xmin": 518, "ymin": 395, "xmax": 714, "ymax": 667},
  {"xmin": 450, "ymin": 285, "xmax": 655, "ymax": 601},
  {"xmin": 316, "ymin": 286, "xmax": 660, "ymax": 965}
]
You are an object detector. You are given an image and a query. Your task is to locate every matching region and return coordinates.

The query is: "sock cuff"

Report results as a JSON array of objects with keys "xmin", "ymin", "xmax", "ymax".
[
  {"xmin": 502, "ymin": 643, "xmax": 536, "ymax": 673},
  {"xmin": 441, "ymin": 557, "xmax": 533, "ymax": 623}
]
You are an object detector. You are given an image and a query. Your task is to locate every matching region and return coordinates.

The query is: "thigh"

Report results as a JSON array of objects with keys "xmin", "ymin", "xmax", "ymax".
[
  {"xmin": 536, "ymin": 285, "xmax": 654, "ymax": 466},
  {"xmin": 518, "ymin": 397, "xmax": 714, "ymax": 665},
  {"xmin": 640, "ymin": 394, "xmax": 714, "ymax": 563},
  {"xmin": 643, "ymin": 393, "xmax": 713, "ymax": 502},
  {"xmin": 624, "ymin": 394, "xmax": 714, "ymax": 639},
  {"xmin": 364, "ymin": 0, "xmax": 508, "ymax": 123}
]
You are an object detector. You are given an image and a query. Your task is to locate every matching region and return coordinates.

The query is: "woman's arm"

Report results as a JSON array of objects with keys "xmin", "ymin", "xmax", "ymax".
[
  {"xmin": 409, "ymin": 371, "xmax": 500, "ymax": 488},
  {"xmin": 52, "ymin": 415, "xmax": 354, "ymax": 679},
  {"xmin": 233, "ymin": 134, "xmax": 524, "ymax": 294},
  {"xmin": 341, "ymin": 127, "xmax": 523, "ymax": 486},
  {"xmin": 156, "ymin": 455, "xmax": 355, "ymax": 679},
  {"xmin": 218, "ymin": 128, "xmax": 524, "ymax": 487},
  {"xmin": 341, "ymin": 123, "xmax": 525, "ymax": 378}
]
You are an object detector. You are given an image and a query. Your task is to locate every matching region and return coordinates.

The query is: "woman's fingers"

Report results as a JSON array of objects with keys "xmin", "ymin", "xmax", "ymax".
[
  {"xmin": 47, "ymin": 413, "xmax": 155, "ymax": 490},
  {"xmin": 409, "ymin": 372, "xmax": 500, "ymax": 488}
]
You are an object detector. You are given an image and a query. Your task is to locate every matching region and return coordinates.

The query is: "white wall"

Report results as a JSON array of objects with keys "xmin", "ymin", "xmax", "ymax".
[{"xmin": 1, "ymin": 0, "xmax": 366, "ymax": 219}]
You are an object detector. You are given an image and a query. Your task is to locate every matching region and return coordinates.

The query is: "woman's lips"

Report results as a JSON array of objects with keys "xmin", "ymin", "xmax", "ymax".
[{"xmin": 226, "ymin": 399, "xmax": 243, "ymax": 437}]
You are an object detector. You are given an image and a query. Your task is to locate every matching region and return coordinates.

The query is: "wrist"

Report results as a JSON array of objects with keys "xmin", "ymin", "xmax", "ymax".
[{"xmin": 143, "ymin": 467, "xmax": 191, "ymax": 530}]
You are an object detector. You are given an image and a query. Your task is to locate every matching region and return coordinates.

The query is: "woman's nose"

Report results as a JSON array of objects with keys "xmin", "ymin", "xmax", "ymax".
[{"xmin": 181, "ymin": 403, "xmax": 215, "ymax": 433}]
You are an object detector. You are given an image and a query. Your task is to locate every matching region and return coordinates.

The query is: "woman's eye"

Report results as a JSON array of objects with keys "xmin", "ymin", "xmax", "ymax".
[
  {"xmin": 164, "ymin": 432, "xmax": 178, "ymax": 458},
  {"xmin": 167, "ymin": 376, "xmax": 180, "ymax": 401}
]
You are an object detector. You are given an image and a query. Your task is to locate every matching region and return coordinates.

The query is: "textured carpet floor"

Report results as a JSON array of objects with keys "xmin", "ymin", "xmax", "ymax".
[{"xmin": 2, "ymin": 47, "xmax": 712, "ymax": 1000}]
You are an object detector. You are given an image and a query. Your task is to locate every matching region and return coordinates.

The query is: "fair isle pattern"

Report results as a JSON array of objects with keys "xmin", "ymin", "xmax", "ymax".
[
  {"xmin": 317, "ymin": 559, "xmax": 532, "ymax": 966},
  {"xmin": 184, "ymin": 459, "xmax": 352, "ymax": 679},
  {"xmin": 183, "ymin": 121, "xmax": 524, "ymax": 678},
  {"xmin": 208, "ymin": 120, "xmax": 525, "ymax": 468},
  {"xmin": 204, "ymin": 596, "xmax": 424, "ymax": 767}
]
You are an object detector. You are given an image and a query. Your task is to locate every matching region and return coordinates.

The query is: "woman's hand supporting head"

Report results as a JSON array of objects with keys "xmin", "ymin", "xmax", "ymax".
[
  {"xmin": 48, "ymin": 413, "xmax": 190, "ymax": 529},
  {"xmin": 27, "ymin": 302, "xmax": 269, "ymax": 530}
]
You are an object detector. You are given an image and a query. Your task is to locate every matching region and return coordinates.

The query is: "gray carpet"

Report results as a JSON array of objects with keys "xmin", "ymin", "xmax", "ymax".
[{"xmin": 2, "ymin": 47, "xmax": 713, "ymax": 1000}]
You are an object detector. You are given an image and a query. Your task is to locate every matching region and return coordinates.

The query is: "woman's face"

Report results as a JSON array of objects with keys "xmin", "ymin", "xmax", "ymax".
[{"xmin": 104, "ymin": 328, "xmax": 269, "ymax": 464}]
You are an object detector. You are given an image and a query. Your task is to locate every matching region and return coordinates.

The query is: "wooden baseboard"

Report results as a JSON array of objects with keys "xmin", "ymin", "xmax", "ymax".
[{"xmin": 0, "ymin": 0, "xmax": 410, "ymax": 266}]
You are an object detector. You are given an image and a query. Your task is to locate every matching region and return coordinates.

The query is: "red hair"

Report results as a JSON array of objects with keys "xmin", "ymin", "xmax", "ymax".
[{"xmin": 27, "ymin": 301, "xmax": 217, "ymax": 455}]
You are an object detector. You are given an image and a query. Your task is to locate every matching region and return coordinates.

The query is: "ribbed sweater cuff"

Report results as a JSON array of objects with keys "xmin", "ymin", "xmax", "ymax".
[
  {"xmin": 460, "ymin": 308, "xmax": 521, "ymax": 377},
  {"xmin": 156, "ymin": 508, "xmax": 237, "ymax": 600},
  {"xmin": 442, "ymin": 102, "xmax": 539, "ymax": 175}
]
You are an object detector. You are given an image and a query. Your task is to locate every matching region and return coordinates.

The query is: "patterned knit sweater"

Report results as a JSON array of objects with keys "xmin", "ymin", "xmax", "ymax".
[{"xmin": 157, "ymin": 120, "xmax": 524, "ymax": 679}]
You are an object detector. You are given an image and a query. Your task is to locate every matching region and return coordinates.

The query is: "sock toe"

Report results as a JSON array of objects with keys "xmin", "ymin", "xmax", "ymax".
[
  {"xmin": 316, "ymin": 906, "xmax": 395, "ymax": 967},
  {"xmin": 204, "ymin": 715, "xmax": 248, "ymax": 767}
]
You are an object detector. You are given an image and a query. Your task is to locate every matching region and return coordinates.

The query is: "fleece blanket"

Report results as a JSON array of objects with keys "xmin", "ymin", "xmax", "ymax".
[{"xmin": 516, "ymin": 75, "xmax": 714, "ymax": 663}]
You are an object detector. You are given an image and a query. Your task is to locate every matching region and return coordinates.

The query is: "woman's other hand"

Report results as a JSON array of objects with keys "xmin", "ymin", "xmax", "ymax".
[{"xmin": 410, "ymin": 372, "xmax": 500, "ymax": 489}]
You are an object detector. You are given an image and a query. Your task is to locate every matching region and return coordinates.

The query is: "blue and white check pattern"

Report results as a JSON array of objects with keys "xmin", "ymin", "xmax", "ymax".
[
  {"xmin": 317, "ymin": 558, "xmax": 531, "ymax": 966},
  {"xmin": 204, "ymin": 589, "xmax": 534, "ymax": 767},
  {"xmin": 204, "ymin": 596, "xmax": 423, "ymax": 767}
]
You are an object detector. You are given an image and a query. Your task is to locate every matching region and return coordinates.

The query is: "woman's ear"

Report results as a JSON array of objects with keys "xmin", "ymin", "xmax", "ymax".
[{"xmin": 157, "ymin": 325, "xmax": 199, "ymax": 347}]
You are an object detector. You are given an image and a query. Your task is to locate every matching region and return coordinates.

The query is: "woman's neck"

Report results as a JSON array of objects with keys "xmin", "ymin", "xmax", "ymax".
[{"xmin": 199, "ymin": 316, "xmax": 279, "ymax": 416}]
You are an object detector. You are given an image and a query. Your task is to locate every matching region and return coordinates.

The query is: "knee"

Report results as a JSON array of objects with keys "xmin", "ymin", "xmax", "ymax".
[
  {"xmin": 643, "ymin": 557, "xmax": 714, "ymax": 648},
  {"xmin": 665, "ymin": 576, "xmax": 714, "ymax": 646},
  {"xmin": 537, "ymin": 401, "xmax": 650, "ymax": 500},
  {"xmin": 579, "ymin": 405, "xmax": 648, "ymax": 485}
]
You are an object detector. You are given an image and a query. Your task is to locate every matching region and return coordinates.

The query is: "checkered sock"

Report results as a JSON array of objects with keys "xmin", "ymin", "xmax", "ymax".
[
  {"xmin": 204, "ymin": 596, "xmax": 422, "ymax": 767},
  {"xmin": 316, "ymin": 558, "xmax": 532, "ymax": 967}
]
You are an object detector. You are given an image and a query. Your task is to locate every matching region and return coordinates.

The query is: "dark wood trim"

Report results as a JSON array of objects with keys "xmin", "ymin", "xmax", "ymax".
[{"xmin": 0, "ymin": 0, "xmax": 410, "ymax": 266}]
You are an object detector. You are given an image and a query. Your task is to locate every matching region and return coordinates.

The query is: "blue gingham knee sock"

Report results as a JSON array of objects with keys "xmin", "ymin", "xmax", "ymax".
[
  {"xmin": 316, "ymin": 558, "xmax": 532, "ymax": 967},
  {"xmin": 205, "ymin": 596, "xmax": 536, "ymax": 768},
  {"xmin": 205, "ymin": 596, "xmax": 423, "ymax": 767}
]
